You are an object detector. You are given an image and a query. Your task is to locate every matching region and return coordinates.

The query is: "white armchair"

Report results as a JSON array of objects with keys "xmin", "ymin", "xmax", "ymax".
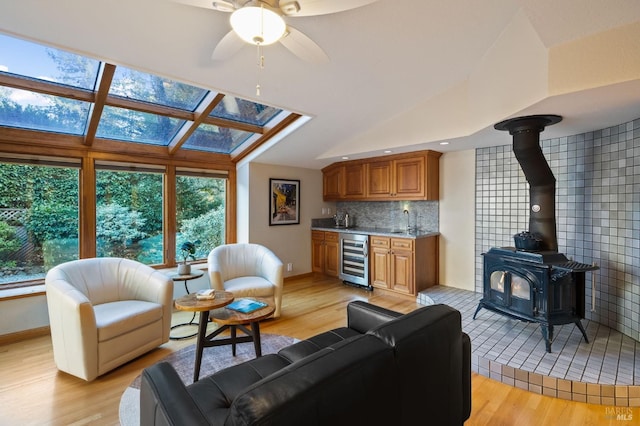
[
  {"xmin": 208, "ymin": 243, "xmax": 284, "ymax": 318},
  {"xmin": 45, "ymin": 257, "xmax": 173, "ymax": 381}
]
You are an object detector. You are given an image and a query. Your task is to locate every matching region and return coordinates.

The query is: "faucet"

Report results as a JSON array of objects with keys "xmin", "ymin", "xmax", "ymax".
[{"xmin": 403, "ymin": 209, "xmax": 410, "ymax": 233}]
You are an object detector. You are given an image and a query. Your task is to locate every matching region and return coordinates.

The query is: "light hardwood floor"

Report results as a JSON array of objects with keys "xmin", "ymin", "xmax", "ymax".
[{"xmin": 0, "ymin": 275, "xmax": 631, "ymax": 425}]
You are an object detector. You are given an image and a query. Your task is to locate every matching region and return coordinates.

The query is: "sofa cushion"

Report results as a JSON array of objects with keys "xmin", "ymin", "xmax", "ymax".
[
  {"xmin": 94, "ymin": 300, "xmax": 162, "ymax": 342},
  {"xmin": 188, "ymin": 353, "xmax": 292, "ymax": 422},
  {"xmin": 226, "ymin": 334, "xmax": 398, "ymax": 426},
  {"xmin": 277, "ymin": 327, "xmax": 361, "ymax": 363}
]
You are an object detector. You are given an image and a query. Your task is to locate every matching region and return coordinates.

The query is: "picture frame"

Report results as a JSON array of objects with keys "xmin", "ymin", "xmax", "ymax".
[{"xmin": 269, "ymin": 178, "xmax": 300, "ymax": 226}]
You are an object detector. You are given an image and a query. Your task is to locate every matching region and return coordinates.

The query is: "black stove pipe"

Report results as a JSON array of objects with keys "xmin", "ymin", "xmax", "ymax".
[{"xmin": 494, "ymin": 115, "xmax": 562, "ymax": 252}]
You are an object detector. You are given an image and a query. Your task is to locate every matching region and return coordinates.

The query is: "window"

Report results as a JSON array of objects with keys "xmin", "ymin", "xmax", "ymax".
[
  {"xmin": 95, "ymin": 166, "xmax": 164, "ymax": 265},
  {"xmin": 0, "ymin": 159, "xmax": 79, "ymax": 286},
  {"xmin": 176, "ymin": 172, "xmax": 227, "ymax": 262},
  {"xmin": 0, "ymin": 33, "xmax": 301, "ymax": 155}
]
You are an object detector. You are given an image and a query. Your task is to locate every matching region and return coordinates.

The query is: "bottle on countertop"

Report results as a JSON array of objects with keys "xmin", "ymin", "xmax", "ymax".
[{"xmin": 344, "ymin": 213, "xmax": 350, "ymax": 228}]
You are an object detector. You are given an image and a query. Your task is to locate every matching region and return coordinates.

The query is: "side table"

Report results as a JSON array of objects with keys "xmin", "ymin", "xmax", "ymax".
[
  {"xmin": 174, "ymin": 291, "xmax": 235, "ymax": 381},
  {"xmin": 169, "ymin": 270, "xmax": 205, "ymax": 340}
]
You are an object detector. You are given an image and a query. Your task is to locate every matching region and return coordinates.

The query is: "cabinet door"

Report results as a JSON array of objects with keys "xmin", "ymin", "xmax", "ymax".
[
  {"xmin": 371, "ymin": 246, "xmax": 390, "ymax": 288},
  {"xmin": 390, "ymin": 238, "xmax": 414, "ymax": 294},
  {"xmin": 390, "ymin": 249, "xmax": 414, "ymax": 294},
  {"xmin": 344, "ymin": 163, "xmax": 366, "ymax": 198},
  {"xmin": 394, "ymin": 157, "xmax": 425, "ymax": 198},
  {"xmin": 366, "ymin": 160, "xmax": 392, "ymax": 198},
  {"xmin": 323, "ymin": 166, "xmax": 343, "ymax": 200},
  {"xmin": 324, "ymin": 232, "xmax": 340, "ymax": 277},
  {"xmin": 311, "ymin": 232, "xmax": 325, "ymax": 273},
  {"xmin": 370, "ymin": 237, "xmax": 391, "ymax": 288}
]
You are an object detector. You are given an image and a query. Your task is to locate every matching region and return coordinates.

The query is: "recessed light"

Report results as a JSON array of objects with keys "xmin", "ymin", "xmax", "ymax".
[
  {"xmin": 383, "ymin": 150, "xmax": 392, "ymax": 153},
  {"xmin": 439, "ymin": 141, "xmax": 450, "ymax": 145},
  {"xmin": 341, "ymin": 156, "xmax": 349, "ymax": 160}
]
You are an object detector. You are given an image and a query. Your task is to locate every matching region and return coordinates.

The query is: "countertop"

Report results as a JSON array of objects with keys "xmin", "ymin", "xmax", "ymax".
[{"xmin": 311, "ymin": 226, "xmax": 439, "ymax": 240}]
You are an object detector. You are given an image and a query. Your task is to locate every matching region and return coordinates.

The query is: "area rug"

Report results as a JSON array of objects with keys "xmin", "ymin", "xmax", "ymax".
[{"xmin": 119, "ymin": 333, "xmax": 296, "ymax": 426}]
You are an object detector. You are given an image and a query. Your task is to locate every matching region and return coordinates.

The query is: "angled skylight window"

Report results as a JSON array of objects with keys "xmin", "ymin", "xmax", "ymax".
[
  {"xmin": 0, "ymin": 87, "xmax": 90, "ymax": 135},
  {"xmin": 109, "ymin": 67, "xmax": 208, "ymax": 111},
  {"xmin": 0, "ymin": 33, "xmax": 100, "ymax": 90},
  {"xmin": 210, "ymin": 96, "xmax": 281, "ymax": 126},
  {"xmin": 183, "ymin": 123, "xmax": 253, "ymax": 153},
  {"xmin": 97, "ymin": 105, "xmax": 185, "ymax": 145},
  {"xmin": 0, "ymin": 32, "xmax": 300, "ymax": 158}
]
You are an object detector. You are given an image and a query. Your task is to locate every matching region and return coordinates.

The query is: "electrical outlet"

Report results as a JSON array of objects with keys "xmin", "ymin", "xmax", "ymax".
[{"xmin": 286, "ymin": 263, "xmax": 293, "ymax": 272}]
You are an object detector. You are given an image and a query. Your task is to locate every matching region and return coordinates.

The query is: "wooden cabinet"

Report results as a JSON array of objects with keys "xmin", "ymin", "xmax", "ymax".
[
  {"xmin": 370, "ymin": 235, "xmax": 438, "ymax": 296},
  {"xmin": 323, "ymin": 165, "xmax": 343, "ymax": 201},
  {"xmin": 343, "ymin": 163, "xmax": 366, "ymax": 198},
  {"xmin": 322, "ymin": 150, "xmax": 441, "ymax": 201},
  {"xmin": 366, "ymin": 157, "xmax": 425, "ymax": 199},
  {"xmin": 322, "ymin": 163, "xmax": 366, "ymax": 200},
  {"xmin": 311, "ymin": 230, "xmax": 339, "ymax": 277}
]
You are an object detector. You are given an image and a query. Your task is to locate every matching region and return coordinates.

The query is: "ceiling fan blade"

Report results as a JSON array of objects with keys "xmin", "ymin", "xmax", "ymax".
[
  {"xmin": 290, "ymin": 0, "xmax": 379, "ymax": 17},
  {"xmin": 170, "ymin": 0, "xmax": 220, "ymax": 11},
  {"xmin": 279, "ymin": 26, "xmax": 329, "ymax": 64},
  {"xmin": 212, "ymin": 31, "xmax": 245, "ymax": 61}
]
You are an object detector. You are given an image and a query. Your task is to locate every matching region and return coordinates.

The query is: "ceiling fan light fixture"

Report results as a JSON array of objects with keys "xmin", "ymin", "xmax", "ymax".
[{"xmin": 230, "ymin": 4, "xmax": 287, "ymax": 46}]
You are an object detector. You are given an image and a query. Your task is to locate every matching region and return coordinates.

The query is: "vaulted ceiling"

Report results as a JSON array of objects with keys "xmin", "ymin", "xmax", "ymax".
[{"xmin": 1, "ymin": 0, "xmax": 640, "ymax": 169}]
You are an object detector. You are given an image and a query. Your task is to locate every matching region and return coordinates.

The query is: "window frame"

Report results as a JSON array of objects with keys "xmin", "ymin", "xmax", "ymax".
[{"xmin": 0, "ymin": 147, "xmax": 235, "ymax": 290}]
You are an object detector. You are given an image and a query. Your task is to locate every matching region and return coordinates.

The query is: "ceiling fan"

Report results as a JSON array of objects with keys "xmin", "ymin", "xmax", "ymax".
[{"xmin": 174, "ymin": 0, "xmax": 380, "ymax": 64}]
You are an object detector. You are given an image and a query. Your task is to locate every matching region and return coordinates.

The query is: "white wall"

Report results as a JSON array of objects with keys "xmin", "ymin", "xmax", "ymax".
[
  {"xmin": 237, "ymin": 162, "xmax": 333, "ymax": 278},
  {"xmin": 439, "ymin": 149, "xmax": 476, "ymax": 291}
]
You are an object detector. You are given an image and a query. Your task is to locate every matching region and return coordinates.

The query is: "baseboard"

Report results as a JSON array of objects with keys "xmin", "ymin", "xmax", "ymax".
[{"xmin": 0, "ymin": 326, "xmax": 50, "ymax": 345}]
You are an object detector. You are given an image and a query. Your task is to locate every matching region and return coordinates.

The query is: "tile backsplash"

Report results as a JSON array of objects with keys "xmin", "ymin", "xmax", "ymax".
[
  {"xmin": 335, "ymin": 200, "xmax": 439, "ymax": 232},
  {"xmin": 475, "ymin": 117, "xmax": 640, "ymax": 341}
]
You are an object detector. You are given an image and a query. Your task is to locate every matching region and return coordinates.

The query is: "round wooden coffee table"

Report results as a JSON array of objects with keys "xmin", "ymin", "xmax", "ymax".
[
  {"xmin": 193, "ymin": 297, "xmax": 275, "ymax": 382},
  {"xmin": 174, "ymin": 291, "xmax": 234, "ymax": 381},
  {"xmin": 209, "ymin": 297, "xmax": 275, "ymax": 353}
]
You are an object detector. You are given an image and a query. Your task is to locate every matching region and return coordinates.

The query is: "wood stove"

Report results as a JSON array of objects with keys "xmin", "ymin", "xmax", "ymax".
[
  {"xmin": 475, "ymin": 247, "xmax": 596, "ymax": 352},
  {"xmin": 474, "ymin": 115, "xmax": 599, "ymax": 353}
]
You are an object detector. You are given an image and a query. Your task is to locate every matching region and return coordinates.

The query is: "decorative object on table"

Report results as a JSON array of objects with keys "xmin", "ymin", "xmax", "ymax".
[
  {"xmin": 226, "ymin": 298, "xmax": 268, "ymax": 314},
  {"xmin": 269, "ymin": 178, "xmax": 300, "ymax": 225},
  {"xmin": 178, "ymin": 240, "xmax": 201, "ymax": 275},
  {"xmin": 196, "ymin": 289, "xmax": 216, "ymax": 300}
]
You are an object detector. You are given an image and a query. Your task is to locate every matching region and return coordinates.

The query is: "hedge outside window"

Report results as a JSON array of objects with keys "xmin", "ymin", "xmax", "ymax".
[
  {"xmin": 96, "ymin": 167, "xmax": 164, "ymax": 265},
  {"xmin": 176, "ymin": 173, "xmax": 226, "ymax": 262},
  {"xmin": 0, "ymin": 161, "xmax": 79, "ymax": 286}
]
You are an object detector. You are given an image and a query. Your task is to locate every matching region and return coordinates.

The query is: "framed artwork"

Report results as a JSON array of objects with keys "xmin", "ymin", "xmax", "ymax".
[{"xmin": 269, "ymin": 178, "xmax": 300, "ymax": 226}]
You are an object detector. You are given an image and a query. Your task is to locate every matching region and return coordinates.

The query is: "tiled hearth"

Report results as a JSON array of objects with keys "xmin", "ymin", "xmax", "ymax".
[{"xmin": 418, "ymin": 286, "xmax": 640, "ymax": 407}]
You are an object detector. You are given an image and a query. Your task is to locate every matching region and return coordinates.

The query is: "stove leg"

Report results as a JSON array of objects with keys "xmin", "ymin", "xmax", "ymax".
[
  {"xmin": 473, "ymin": 303, "xmax": 484, "ymax": 320},
  {"xmin": 540, "ymin": 324, "xmax": 554, "ymax": 353},
  {"xmin": 575, "ymin": 320, "xmax": 589, "ymax": 344}
]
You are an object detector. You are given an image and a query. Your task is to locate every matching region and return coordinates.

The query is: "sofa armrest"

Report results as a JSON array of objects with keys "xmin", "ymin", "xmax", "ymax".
[
  {"xmin": 140, "ymin": 362, "xmax": 209, "ymax": 426},
  {"xmin": 462, "ymin": 332, "xmax": 472, "ymax": 422},
  {"xmin": 347, "ymin": 301, "xmax": 402, "ymax": 334}
]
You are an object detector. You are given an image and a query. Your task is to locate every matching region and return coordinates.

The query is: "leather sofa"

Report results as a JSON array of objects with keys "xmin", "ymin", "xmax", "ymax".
[{"xmin": 140, "ymin": 301, "xmax": 471, "ymax": 426}]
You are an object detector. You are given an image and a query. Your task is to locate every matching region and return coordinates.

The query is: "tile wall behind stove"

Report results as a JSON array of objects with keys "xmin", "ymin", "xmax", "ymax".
[{"xmin": 475, "ymin": 117, "xmax": 640, "ymax": 341}]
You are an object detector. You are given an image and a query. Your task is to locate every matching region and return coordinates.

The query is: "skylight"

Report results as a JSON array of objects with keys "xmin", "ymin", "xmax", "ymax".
[{"xmin": 0, "ymin": 33, "xmax": 293, "ymax": 155}]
